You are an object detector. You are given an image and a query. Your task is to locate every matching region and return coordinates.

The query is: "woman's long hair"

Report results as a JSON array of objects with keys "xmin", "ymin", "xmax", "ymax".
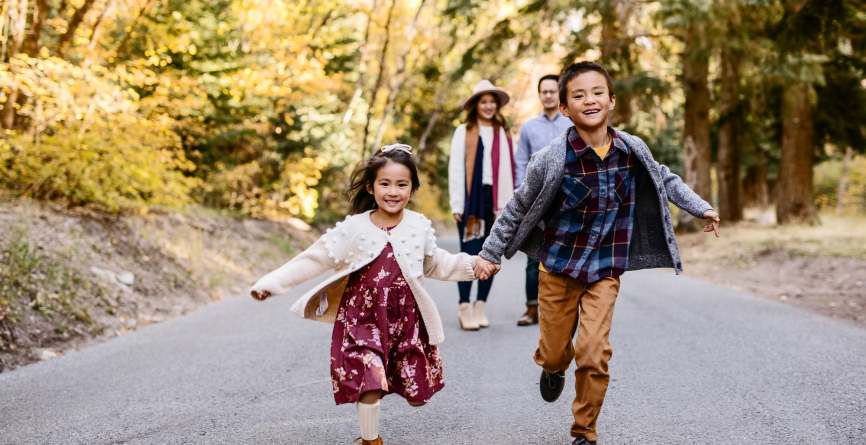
[
  {"xmin": 347, "ymin": 149, "xmax": 421, "ymax": 215},
  {"xmin": 464, "ymin": 93, "xmax": 509, "ymax": 132}
]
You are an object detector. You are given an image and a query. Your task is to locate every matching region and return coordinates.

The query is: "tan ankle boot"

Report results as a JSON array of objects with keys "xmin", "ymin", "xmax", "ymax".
[
  {"xmin": 353, "ymin": 436, "xmax": 383, "ymax": 445},
  {"xmin": 458, "ymin": 302, "xmax": 479, "ymax": 330},
  {"xmin": 474, "ymin": 300, "xmax": 489, "ymax": 328}
]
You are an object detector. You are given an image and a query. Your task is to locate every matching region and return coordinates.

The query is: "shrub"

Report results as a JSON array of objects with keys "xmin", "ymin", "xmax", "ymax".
[
  {"xmin": 203, "ymin": 155, "xmax": 327, "ymax": 220},
  {"xmin": 0, "ymin": 54, "xmax": 199, "ymax": 213},
  {"xmin": 814, "ymin": 156, "xmax": 866, "ymax": 212},
  {"xmin": 0, "ymin": 118, "xmax": 199, "ymax": 213}
]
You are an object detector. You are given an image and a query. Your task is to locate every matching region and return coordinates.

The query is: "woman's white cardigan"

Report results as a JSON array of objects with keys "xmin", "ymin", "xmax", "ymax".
[
  {"xmin": 448, "ymin": 123, "xmax": 516, "ymax": 216},
  {"xmin": 249, "ymin": 209, "xmax": 476, "ymax": 345}
]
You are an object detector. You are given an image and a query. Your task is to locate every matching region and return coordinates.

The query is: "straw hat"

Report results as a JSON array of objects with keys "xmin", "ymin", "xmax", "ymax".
[{"xmin": 461, "ymin": 79, "xmax": 511, "ymax": 111}]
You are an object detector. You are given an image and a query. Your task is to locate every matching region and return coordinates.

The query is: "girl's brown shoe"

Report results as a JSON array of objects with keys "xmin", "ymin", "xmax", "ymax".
[{"xmin": 353, "ymin": 436, "xmax": 383, "ymax": 445}]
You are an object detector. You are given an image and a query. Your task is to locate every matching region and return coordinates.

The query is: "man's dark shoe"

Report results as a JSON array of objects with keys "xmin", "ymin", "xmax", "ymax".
[
  {"xmin": 539, "ymin": 369, "xmax": 566, "ymax": 402},
  {"xmin": 571, "ymin": 437, "xmax": 597, "ymax": 445},
  {"xmin": 517, "ymin": 306, "xmax": 538, "ymax": 326}
]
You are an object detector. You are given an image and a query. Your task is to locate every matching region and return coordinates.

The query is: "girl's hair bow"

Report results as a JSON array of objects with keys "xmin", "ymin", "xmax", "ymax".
[{"xmin": 379, "ymin": 143, "xmax": 413, "ymax": 154}]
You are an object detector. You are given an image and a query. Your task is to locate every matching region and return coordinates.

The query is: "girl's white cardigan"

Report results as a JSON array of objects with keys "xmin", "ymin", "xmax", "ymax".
[{"xmin": 249, "ymin": 209, "xmax": 476, "ymax": 345}]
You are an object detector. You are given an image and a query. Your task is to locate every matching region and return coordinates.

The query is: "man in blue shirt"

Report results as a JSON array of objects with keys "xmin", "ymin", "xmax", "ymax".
[{"xmin": 514, "ymin": 74, "xmax": 573, "ymax": 326}]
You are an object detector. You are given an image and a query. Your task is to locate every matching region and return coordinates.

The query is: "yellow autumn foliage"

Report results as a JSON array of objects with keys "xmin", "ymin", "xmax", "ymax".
[
  {"xmin": 0, "ymin": 54, "xmax": 198, "ymax": 212},
  {"xmin": 814, "ymin": 156, "xmax": 866, "ymax": 212},
  {"xmin": 0, "ymin": 118, "xmax": 199, "ymax": 212},
  {"xmin": 204, "ymin": 156, "xmax": 328, "ymax": 219}
]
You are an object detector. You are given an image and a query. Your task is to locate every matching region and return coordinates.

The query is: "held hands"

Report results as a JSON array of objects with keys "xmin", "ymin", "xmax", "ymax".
[
  {"xmin": 473, "ymin": 257, "xmax": 501, "ymax": 280},
  {"xmin": 702, "ymin": 210, "xmax": 721, "ymax": 237},
  {"xmin": 250, "ymin": 289, "xmax": 272, "ymax": 301}
]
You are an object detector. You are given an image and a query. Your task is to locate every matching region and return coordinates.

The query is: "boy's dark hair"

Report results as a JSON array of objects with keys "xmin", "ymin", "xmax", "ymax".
[
  {"xmin": 347, "ymin": 148, "xmax": 421, "ymax": 215},
  {"xmin": 537, "ymin": 74, "xmax": 559, "ymax": 92},
  {"xmin": 559, "ymin": 61, "xmax": 615, "ymax": 104}
]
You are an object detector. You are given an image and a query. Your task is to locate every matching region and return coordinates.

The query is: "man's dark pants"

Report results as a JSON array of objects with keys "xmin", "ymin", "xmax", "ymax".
[{"xmin": 525, "ymin": 258, "xmax": 539, "ymax": 307}]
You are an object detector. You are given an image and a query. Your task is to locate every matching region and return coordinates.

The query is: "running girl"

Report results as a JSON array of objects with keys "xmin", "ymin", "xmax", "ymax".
[{"xmin": 250, "ymin": 144, "xmax": 486, "ymax": 444}]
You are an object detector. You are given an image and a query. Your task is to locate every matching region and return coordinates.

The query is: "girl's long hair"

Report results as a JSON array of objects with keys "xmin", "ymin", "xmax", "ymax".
[
  {"xmin": 465, "ymin": 93, "xmax": 509, "ymax": 132},
  {"xmin": 347, "ymin": 149, "xmax": 421, "ymax": 215}
]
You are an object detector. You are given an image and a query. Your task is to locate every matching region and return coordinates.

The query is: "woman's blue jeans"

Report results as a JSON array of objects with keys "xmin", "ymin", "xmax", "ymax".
[{"xmin": 456, "ymin": 186, "xmax": 494, "ymax": 304}]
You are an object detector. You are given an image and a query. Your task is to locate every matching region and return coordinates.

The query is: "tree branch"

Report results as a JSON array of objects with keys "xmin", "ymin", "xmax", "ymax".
[
  {"xmin": 108, "ymin": 0, "xmax": 157, "ymax": 66},
  {"xmin": 56, "ymin": 0, "xmax": 97, "ymax": 58},
  {"xmin": 361, "ymin": 0, "xmax": 396, "ymax": 157}
]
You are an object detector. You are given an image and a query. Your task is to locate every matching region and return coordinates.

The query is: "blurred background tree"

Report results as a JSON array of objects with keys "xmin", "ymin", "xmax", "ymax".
[{"xmin": 0, "ymin": 0, "xmax": 864, "ymax": 224}]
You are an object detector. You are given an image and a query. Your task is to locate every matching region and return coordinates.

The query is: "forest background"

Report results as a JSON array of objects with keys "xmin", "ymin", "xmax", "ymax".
[
  {"xmin": 1, "ymin": 0, "xmax": 866, "ymax": 369},
  {"xmin": 0, "ymin": 0, "xmax": 866, "ymax": 222},
  {"xmin": 0, "ymin": 0, "xmax": 865, "ymax": 226}
]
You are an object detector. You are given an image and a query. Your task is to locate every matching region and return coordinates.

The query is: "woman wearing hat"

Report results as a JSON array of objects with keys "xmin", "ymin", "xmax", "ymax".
[{"xmin": 448, "ymin": 79, "xmax": 516, "ymax": 331}]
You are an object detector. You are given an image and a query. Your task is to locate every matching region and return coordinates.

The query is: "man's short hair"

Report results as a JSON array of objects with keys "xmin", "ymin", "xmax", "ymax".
[
  {"xmin": 537, "ymin": 74, "xmax": 559, "ymax": 93},
  {"xmin": 558, "ymin": 61, "xmax": 615, "ymax": 103}
]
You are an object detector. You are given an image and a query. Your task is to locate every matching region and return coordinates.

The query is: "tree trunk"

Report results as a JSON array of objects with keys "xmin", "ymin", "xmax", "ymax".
[
  {"xmin": 835, "ymin": 146, "xmax": 854, "ymax": 211},
  {"xmin": 743, "ymin": 164, "xmax": 769, "ymax": 210},
  {"xmin": 109, "ymin": 0, "xmax": 156, "ymax": 65},
  {"xmin": 8, "ymin": 0, "xmax": 27, "ymax": 56},
  {"xmin": 743, "ymin": 164, "xmax": 770, "ymax": 210},
  {"xmin": 0, "ymin": 0, "xmax": 9, "ymax": 61},
  {"xmin": 716, "ymin": 45, "xmax": 743, "ymax": 222},
  {"xmin": 677, "ymin": 27, "xmax": 712, "ymax": 232},
  {"xmin": 417, "ymin": 109, "xmax": 439, "ymax": 150},
  {"xmin": 23, "ymin": 0, "xmax": 50, "ymax": 56},
  {"xmin": 13, "ymin": 0, "xmax": 52, "ymax": 132},
  {"xmin": 599, "ymin": 0, "xmax": 633, "ymax": 126},
  {"xmin": 87, "ymin": 0, "xmax": 113, "ymax": 49},
  {"xmin": 55, "ymin": 0, "xmax": 98, "ymax": 57},
  {"xmin": 80, "ymin": 0, "xmax": 114, "ymax": 69},
  {"xmin": 361, "ymin": 0, "xmax": 396, "ymax": 157},
  {"xmin": 1, "ymin": 0, "xmax": 29, "ymax": 129},
  {"xmin": 372, "ymin": 0, "xmax": 427, "ymax": 150},
  {"xmin": 776, "ymin": 82, "xmax": 817, "ymax": 225},
  {"xmin": 341, "ymin": 0, "xmax": 379, "ymax": 124}
]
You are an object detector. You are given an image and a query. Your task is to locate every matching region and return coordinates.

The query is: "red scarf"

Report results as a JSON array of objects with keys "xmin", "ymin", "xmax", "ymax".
[{"xmin": 463, "ymin": 124, "xmax": 515, "ymax": 241}]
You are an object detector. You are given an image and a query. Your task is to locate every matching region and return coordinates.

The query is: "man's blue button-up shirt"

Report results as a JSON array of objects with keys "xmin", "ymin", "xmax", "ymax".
[{"xmin": 515, "ymin": 111, "xmax": 573, "ymax": 186}]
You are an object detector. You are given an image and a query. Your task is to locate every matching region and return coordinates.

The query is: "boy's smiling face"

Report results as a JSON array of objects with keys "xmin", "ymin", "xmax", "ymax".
[{"xmin": 559, "ymin": 70, "xmax": 616, "ymax": 131}]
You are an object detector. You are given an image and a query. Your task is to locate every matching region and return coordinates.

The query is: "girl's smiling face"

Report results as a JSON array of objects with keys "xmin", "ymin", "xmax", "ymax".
[{"xmin": 366, "ymin": 160, "xmax": 413, "ymax": 216}]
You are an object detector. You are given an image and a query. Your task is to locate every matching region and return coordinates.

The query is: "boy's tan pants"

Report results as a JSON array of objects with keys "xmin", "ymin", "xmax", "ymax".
[{"xmin": 533, "ymin": 271, "xmax": 620, "ymax": 442}]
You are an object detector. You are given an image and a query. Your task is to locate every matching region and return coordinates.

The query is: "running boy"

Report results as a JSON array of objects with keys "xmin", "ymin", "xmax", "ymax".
[{"xmin": 474, "ymin": 61, "xmax": 721, "ymax": 445}]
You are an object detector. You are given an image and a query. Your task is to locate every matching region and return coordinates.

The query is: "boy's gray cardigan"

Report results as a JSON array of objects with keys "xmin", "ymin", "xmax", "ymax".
[{"xmin": 479, "ymin": 129, "xmax": 713, "ymax": 275}]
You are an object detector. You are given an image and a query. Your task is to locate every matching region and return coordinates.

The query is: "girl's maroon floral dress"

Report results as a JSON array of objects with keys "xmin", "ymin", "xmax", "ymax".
[{"xmin": 330, "ymin": 227, "xmax": 445, "ymax": 405}]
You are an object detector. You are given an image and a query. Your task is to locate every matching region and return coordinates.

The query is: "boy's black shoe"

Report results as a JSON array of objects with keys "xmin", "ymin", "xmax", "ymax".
[
  {"xmin": 571, "ymin": 437, "xmax": 597, "ymax": 445},
  {"xmin": 539, "ymin": 370, "xmax": 566, "ymax": 402}
]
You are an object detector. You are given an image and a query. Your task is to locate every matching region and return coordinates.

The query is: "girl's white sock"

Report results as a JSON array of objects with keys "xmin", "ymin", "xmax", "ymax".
[{"xmin": 356, "ymin": 400, "xmax": 381, "ymax": 440}]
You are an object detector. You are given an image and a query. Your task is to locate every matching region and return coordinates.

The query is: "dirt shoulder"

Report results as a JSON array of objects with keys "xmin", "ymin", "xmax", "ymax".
[
  {"xmin": 677, "ymin": 214, "xmax": 866, "ymax": 329},
  {"xmin": 0, "ymin": 198, "xmax": 319, "ymax": 372}
]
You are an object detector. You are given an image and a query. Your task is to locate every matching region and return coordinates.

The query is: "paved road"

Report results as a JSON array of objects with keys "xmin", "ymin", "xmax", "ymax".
[{"xmin": 2, "ymin": 238, "xmax": 865, "ymax": 445}]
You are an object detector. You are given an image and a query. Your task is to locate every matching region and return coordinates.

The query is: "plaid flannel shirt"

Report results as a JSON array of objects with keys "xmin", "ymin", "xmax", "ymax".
[{"xmin": 539, "ymin": 126, "xmax": 636, "ymax": 282}]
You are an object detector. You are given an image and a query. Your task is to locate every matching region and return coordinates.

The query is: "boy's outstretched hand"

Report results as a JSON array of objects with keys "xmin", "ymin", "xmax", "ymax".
[
  {"xmin": 702, "ymin": 210, "xmax": 721, "ymax": 237},
  {"xmin": 473, "ymin": 257, "xmax": 501, "ymax": 280},
  {"xmin": 250, "ymin": 289, "xmax": 271, "ymax": 301}
]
